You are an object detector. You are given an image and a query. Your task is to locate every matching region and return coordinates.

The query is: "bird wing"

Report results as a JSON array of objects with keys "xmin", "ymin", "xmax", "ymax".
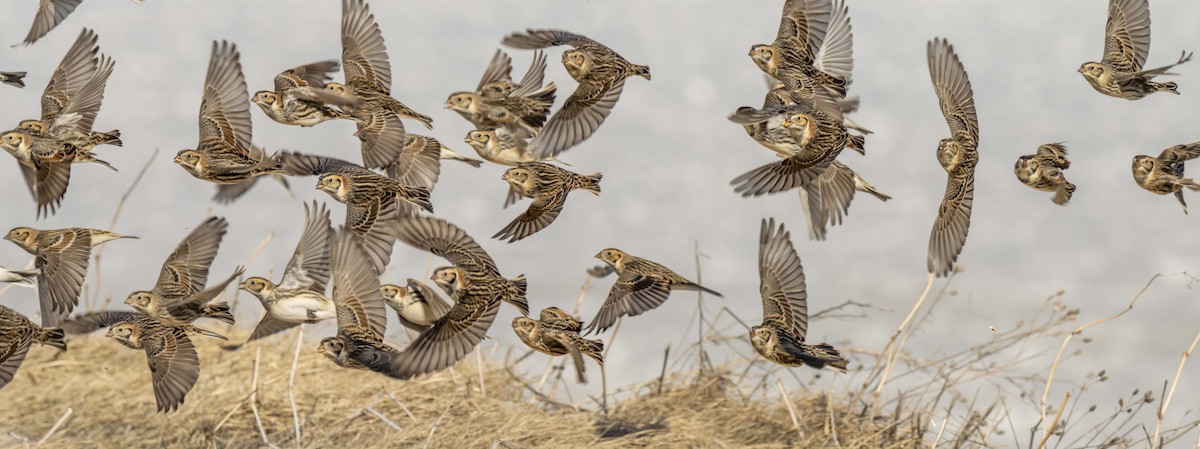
[
  {"xmin": 500, "ymin": 29, "xmax": 600, "ymax": 50},
  {"xmin": 758, "ymin": 219, "xmax": 810, "ymax": 341},
  {"xmin": 341, "ymin": 0, "xmax": 391, "ymax": 93},
  {"xmin": 279, "ymin": 201, "xmax": 334, "ymax": 293},
  {"xmin": 330, "ymin": 229, "xmax": 387, "ymax": 336},
  {"xmin": 371, "ymin": 295, "xmax": 499, "ymax": 379},
  {"xmin": 34, "ymin": 229, "xmax": 93, "ymax": 325},
  {"xmin": 0, "ymin": 332, "xmax": 32, "ymax": 389},
  {"xmin": 928, "ymin": 175, "xmax": 975, "ymax": 277},
  {"xmin": 59, "ymin": 310, "xmax": 139, "ymax": 334},
  {"xmin": 393, "ymin": 215, "xmax": 500, "ymax": 278},
  {"xmin": 1101, "ymin": 0, "xmax": 1151, "ymax": 72},
  {"xmin": 152, "ymin": 216, "xmax": 229, "ymax": 298},
  {"xmin": 197, "ymin": 41, "xmax": 253, "ymax": 156},
  {"xmin": 493, "ymin": 192, "xmax": 565, "ymax": 243},
  {"xmin": 528, "ymin": 77, "xmax": 626, "ymax": 160},
  {"xmin": 583, "ymin": 271, "xmax": 671, "ymax": 334},
  {"xmin": 40, "ymin": 28, "xmax": 98, "ymax": 123},
  {"xmin": 21, "ymin": 0, "xmax": 83, "ymax": 46},
  {"xmin": 475, "ymin": 49, "xmax": 513, "ymax": 92},
  {"xmin": 355, "ymin": 109, "xmax": 406, "ymax": 169},
  {"xmin": 143, "ymin": 327, "xmax": 200, "ymax": 413},
  {"xmin": 28, "ymin": 162, "xmax": 72, "ymax": 219},
  {"xmin": 812, "ymin": 0, "xmax": 854, "ymax": 84},
  {"xmin": 927, "ymin": 38, "xmax": 979, "ymax": 147},
  {"xmin": 385, "ymin": 135, "xmax": 442, "ymax": 192},
  {"xmin": 274, "ymin": 60, "xmax": 340, "ymax": 91},
  {"xmin": 774, "ymin": 0, "xmax": 832, "ymax": 66}
]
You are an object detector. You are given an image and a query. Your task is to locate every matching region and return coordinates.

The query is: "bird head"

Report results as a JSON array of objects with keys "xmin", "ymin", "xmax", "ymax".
[
  {"xmin": 749, "ymin": 45, "xmax": 777, "ymax": 73},
  {"xmin": 123, "ymin": 291, "xmax": 158, "ymax": 313},
  {"xmin": 106, "ymin": 323, "xmax": 141, "ymax": 345},
  {"xmin": 444, "ymin": 92, "xmax": 478, "ymax": 113},
  {"xmin": 512, "ymin": 317, "xmax": 538, "ymax": 335},
  {"xmin": 324, "ymin": 82, "xmax": 351, "ymax": 95},
  {"xmin": 252, "ymin": 91, "xmax": 280, "ymax": 107},
  {"xmin": 317, "ymin": 337, "xmax": 345, "ymax": 361},
  {"xmin": 240, "ymin": 277, "xmax": 275, "ymax": 298},
  {"xmin": 562, "ymin": 50, "xmax": 591, "ymax": 81},
  {"xmin": 749, "ymin": 325, "xmax": 776, "ymax": 349},
  {"xmin": 1014, "ymin": 155, "xmax": 1038, "ymax": 183},
  {"xmin": 501, "ymin": 167, "xmax": 534, "ymax": 191},
  {"xmin": 174, "ymin": 149, "xmax": 205, "ymax": 173},
  {"xmin": 936, "ymin": 138, "xmax": 965, "ymax": 172},
  {"xmin": 464, "ymin": 129, "xmax": 496, "ymax": 154},
  {"xmin": 0, "ymin": 131, "xmax": 31, "ymax": 155},
  {"xmin": 316, "ymin": 174, "xmax": 349, "ymax": 201},
  {"xmin": 1132, "ymin": 155, "xmax": 1156, "ymax": 184},
  {"xmin": 595, "ymin": 248, "xmax": 628, "ymax": 271},
  {"xmin": 1078, "ymin": 62, "xmax": 1104, "ymax": 76},
  {"xmin": 3, "ymin": 227, "xmax": 39, "ymax": 251},
  {"xmin": 430, "ymin": 266, "xmax": 464, "ymax": 296},
  {"xmin": 17, "ymin": 120, "xmax": 49, "ymax": 134}
]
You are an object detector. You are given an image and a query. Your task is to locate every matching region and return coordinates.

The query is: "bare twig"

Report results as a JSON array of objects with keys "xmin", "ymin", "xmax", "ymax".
[
  {"xmin": 250, "ymin": 346, "xmax": 274, "ymax": 447},
  {"xmin": 1152, "ymin": 331, "xmax": 1200, "ymax": 448},
  {"xmin": 35, "ymin": 407, "xmax": 72, "ymax": 446},
  {"xmin": 775, "ymin": 380, "xmax": 803, "ymax": 441},
  {"xmin": 288, "ymin": 326, "xmax": 304, "ymax": 448},
  {"xmin": 365, "ymin": 407, "xmax": 403, "ymax": 432},
  {"xmin": 423, "ymin": 405, "xmax": 452, "ymax": 449},
  {"xmin": 1037, "ymin": 392, "xmax": 1070, "ymax": 449}
]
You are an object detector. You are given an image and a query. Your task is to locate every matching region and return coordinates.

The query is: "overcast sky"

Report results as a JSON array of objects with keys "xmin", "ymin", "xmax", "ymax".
[{"xmin": 1, "ymin": 0, "xmax": 1198, "ymax": 423}]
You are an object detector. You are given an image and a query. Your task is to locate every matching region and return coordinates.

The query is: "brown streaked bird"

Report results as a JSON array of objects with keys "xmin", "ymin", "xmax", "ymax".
[
  {"xmin": 324, "ymin": 0, "xmax": 433, "ymax": 169},
  {"xmin": 501, "ymin": 29, "xmax": 650, "ymax": 160},
  {"xmin": 750, "ymin": 0, "xmax": 851, "ymax": 99},
  {"xmin": 0, "ymin": 305, "xmax": 66, "ymax": 391},
  {"xmin": 512, "ymin": 307, "xmax": 604, "ymax": 383},
  {"xmin": 381, "ymin": 279, "xmax": 452, "ymax": 332},
  {"xmin": 123, "ymin": 266, "xmax": 242, "ymax": 341},
  {"xmin": 495, "ymin": 162, "xmax": 602, "ymax": 243},
  {"xmin": 585, "ymin": 248, "xmax": 723, "ymax": 335},
  {"xmin": 16, "ymin": 29, "xmax": 122, "ymax": 153},
  {"xmin": 926, "ymin": 38, "xmax": 980, "ymax": 278},
  {"xmin": 211, "ymin": 145, "xmax": 293, "ymax": 205},
  {"xmin": 797, "ymin": 160, "xmax": 891, "ymax": 241},
  {"xmin": 235, "ymin": 201, "xmax": 336, "ymax": 345},
  {"xmin": 279, "ymin": 152, "xmax": 432, "ymax": 273},
  {"xmin": 384, "ymin": 134, "xmax": 445, "ymax": 193},
  {"xmin": 1015, "ymin": 143, "xmax": 1075, "ymax": 206},
  {"xmin": 175, "ymin": 41, "xmax": 283, "ymax": 186},
  {"xmin": 16, "ymin": 0, "xmax": 125, "ymax": 46},
  {"xmin": 357, "ymin": 215, "xmax": 528, "ymax": 379},
  {"xmin": 2, "ymin": 29, "xmax": 119, "ymax": 218},
  {"xmin": 100, "ymin": 315, "xmax": 200, "ymax": 413},
  {"xmin": 317, "ymin": 228, "xmax": 394, "ymax": 370},
  {"xmin": 1079, "ymin": 0, "xmax": 1192, "ymax": 100},
  {"xmin": 729, "ymin": 90, "xmax": 860, "ymax": 197},
  {"xmin": 253, "ymin": 60, "xmax": 356, "ymax": 127},
  {"xmin": 1132, "ymin": 141, "xmax": 1200, "ymax": 213},
  {"xmin": 750, "ymin": 219, "xmax": 847, "ymax": 372},
  {"xmin": 0, "ymin": 71, "xmax": 26, "ymax": 88},
  {"xmin": 463, "ymin": 128, "xmax": 559, "ymax": 168},
  {"xmin": 445, "ymin": 49, "xmax": 557, "ymax": 139},
  {"xmin": 4, "ymin": 226, "xmax": 135, "ymax": 326}
]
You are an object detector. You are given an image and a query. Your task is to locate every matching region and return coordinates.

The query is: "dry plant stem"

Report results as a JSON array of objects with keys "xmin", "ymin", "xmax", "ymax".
[
  {"xmin": 694, "ymin": 241, "xmax": 705, "ymax": 372},
  {"xmin": 1153, "ymin": 331, "xmax": 1200, "ymax": 448},
  {"xmin": 35, "ymin": 407, "xmax": 72, "ymax": 446},
  {"xmin": 1036, "ymin": 392, "xmax": 1070, "ymax": 449},
  {"xmin": 600, "ymin": 317, "xmax": 623, "ymax": 415},
  {"xmin": 423, "ymin": 406, "xmax": 452, "ymax": 449},
  {"xmin": 1039, "ymin": 272, "xmax": 1183, "ymax": 437},
  {"xmin": 775, "ymin": 380, "xmax": 803, "ymax": 440},
  {"xmin": 250, "ymin": 346, "xmax": 273, "ymax": 447},
  {"xmin": 930, "ymin": 414, "xmax": 948, "ymax": 448},
  {"xmin": 870, "ymin": 273, "xmax": 935, "ymax": 401},
  {"xmin": 86, "ymin": 148, "xmax": 158, "ymax": 310},
  {"xmin": 365, "ymin": 408, "xmax": 403, "ymax": 432},
  {"xmin": 476, "ymin": 347, "xmax": 487, "ymax": 396},
  {"xmin": 288, "ymin": 326, "xmax": 304, "ymax": 448}
]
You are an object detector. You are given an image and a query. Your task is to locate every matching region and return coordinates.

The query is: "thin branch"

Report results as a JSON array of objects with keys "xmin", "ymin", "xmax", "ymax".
[
  {"xmin": 288, "ymin": 326, "xmax": 304, "ymax": 448},
  {"xmin": 1153, "ymin": 331, "xmax": 1200, "ymax": 448}
]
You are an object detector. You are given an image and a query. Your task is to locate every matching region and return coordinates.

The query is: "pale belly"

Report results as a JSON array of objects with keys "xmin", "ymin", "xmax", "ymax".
[
  {"xmin": 271, "ymin": 293, "xmax": 336, "ymax": 323},
  {"xmin": 399, "ymin": 303, "xmax": 440, "ymax": 326}
]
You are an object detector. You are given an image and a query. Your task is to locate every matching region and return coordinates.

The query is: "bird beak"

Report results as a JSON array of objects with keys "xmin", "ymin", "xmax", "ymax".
[
  {"xmin": 105, "ymin": 329, "xmax": 114, "ymax": 338},
  {"xmin": 443, "ymin": 100, "xmax": 453, "ymax": 109},
  {"xmin": 463, "ymin": 136, "xmax": 474, "ymax": 144},
  {"xmin": 1077, "ymin": 67, "xmax": 1086, "ymax": 74},
  {"xmin": 316, "ymin": 345, "xmax": 326, "ymax": 354},
  {"xmin": 594, "ymin": 251, "xmax": 604, "ymax": 259}
]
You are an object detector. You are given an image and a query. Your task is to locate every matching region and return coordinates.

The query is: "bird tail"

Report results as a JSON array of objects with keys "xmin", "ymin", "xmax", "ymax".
[
  {"xmin": 525, "ymin": 82, "xmax": 557, "ymax": 108},
  {"xmin": 37, "ymin": 327, "xmax": 67, "ymax": 351},
  {"xmin": 806, "ymin": 343, "xmax": 849, "ymax": 373},
  {"xmin": 95, "ymin": 130, "xmax": 122, "ymax": 147},
  {"xmin": 1053, "ymin": 182, "xmax": 1076, "ymax": 205},
  {"xmin": 847, "ymin": 135, "xmax": 866, "ymax": 155},
  {"xmin": 576, "ymin": 173, "xmax": 602, "ymax": 196},
  {"xmin": 202, "ymin": 302, "xmax": 236, "ymax": 325},
  {"xmin": 676, "ymin": 282, "xmax": 723, "ymax": 298},
  {"xmin": 1, "ymin": 71, "xmax": 26, "ymax": 88},
  {"xmin": 403, "ymin": 187, "xmax": 434, "ymax": 213},
  {"xmin": 507, "ymin": 275, "xmax": 530, "ymax": 316},
  {"xmin": 580, "ymin": 338, "xmax": 605, "ymax": 366},
  {"xmin": 1180, "ymin": 178, "xmax": 1200, "ymax": 191},
  {"xmin": 1154, "ymin": 81, "xmax": 1179, "ymax": 94},
  {"xmin": 440, "ymin": 144, "xmax": 483, "ymax": 167},
  {"xmin": 632, "ymin": 64, "xmax": 652, "ymax": 81},
  {"xmin": 190, "ymin": 326, "xmax": 229, "ymax": 340}
]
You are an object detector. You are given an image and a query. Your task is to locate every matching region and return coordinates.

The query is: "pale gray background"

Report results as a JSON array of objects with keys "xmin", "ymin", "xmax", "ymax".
[{"xmin": 0, "ymin": 0, "xmax": 1198, "ymax": 436}]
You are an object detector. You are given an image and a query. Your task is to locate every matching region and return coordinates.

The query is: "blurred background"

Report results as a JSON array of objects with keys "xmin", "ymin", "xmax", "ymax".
[{"xmin": 0, "ymin": 0, "xmax": 1197, "ymax": 423}]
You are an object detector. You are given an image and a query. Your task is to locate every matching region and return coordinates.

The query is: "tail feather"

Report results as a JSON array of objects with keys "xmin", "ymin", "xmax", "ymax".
[
  {"xmin": 38, "ymin": 327, "xmax": 67, "ymax": 351},
  {"xmin": 96, "ymin": 130, "xmax": 122, "ymax": 147},
  {"xmin": 525, "ymin": 82, "xmax": 557, "ymax": 108},
  {"xmin": 507, "ymin": 275, "xmax": 530, "ymax": 316},
  {"xmin": 632, "ymin": 64, "xmax": 651, "ymax": 81},
  {"xmin": 676, "ymin": 282, "xmax": 723, "ymax": 298},
  {"xmin": 1053, "ymin": 183, "xmax": 1076, "ymax": 205},
  {"xmin": 1, "ymin": 71, "xmax": 26, "ymax": 88},
  {"xmin": 202, "ymin": 302, "xmax": 236, "ymax": 325},
  {"xmin": 192, "ymin": 326, "xmax": 229, "ymax": 341},
  {"xmin": 576, "ymin": 173, "xmax": 602, "ymax": 196},
  {"xmin": 1156, "ymin": 81, "xmax": 1179, "ymax": 94},
  {"xmin": 580, "ymin": 338, "xmax": 605, "ymax": 366},
  {"xmin": 847, "ymin": 135, "xmax": 866, "ymax": 154},
  {"xmin": 807, "ymin": 343, "xmax": 848, "ymax": 373},
  {"xmin": 403, "ymin": 187, "xmax": 434, "ymax": 213}
]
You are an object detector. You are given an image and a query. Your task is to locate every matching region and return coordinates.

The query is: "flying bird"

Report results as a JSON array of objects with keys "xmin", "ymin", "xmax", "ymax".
[
  {"xmin": 502, "ymin": 29, "xmax": 650, "ymax": 160},
  {"xmin": 585, "ymin": 248, "xmax": 722, "ymax": 334},
  {"xmin": 317, "ymin": 228, "xmax": 393, "ymax": 370},
  {"xmin": 495, "ymin": 162, "xmax": 601, "ymax": 243},
  {"xmin": 797, "ymin": 161, "xmax": 890, "ymax": 241},
  {"xmin": 0, "ymin": 305, "xmax": 66, "ymax": 391},
  {"xmin": 381, "ymin": 279, "xmax": 453, "ymax": 332},
  {"xmin": 4, "ymin": 226, "xmax": 135, "ymax": 326},
  {"xmin": 750, "ymin": 219, "xmax": 848, "ymax": 372},
  {"xmin": 174, "ymin": 41, "xmax": 283, "ymax": 187},
  {"xmin": 252, "ymin": 60, "xmax": 355, "ymax": 127},
  {"xmin": 926, "ymin": 38, "xmax": 979, "ymax": 278},
  {"xmin": 749, "ymin": 0, "xmax": 850, "ymax": 99},
  {"xmin": 1015, "ymin": 143, "xmax": 1075, "ymax": 205},
  {"xmin": 1079, "ymin": 0, "xmax": 1192, "ymax": 100},
  {"xmin": 445, "ymin": 49, "xmax": 557, "ymax": 139},
  {"xmin": 512, "ymin": 307, "xmax": 604, "ymax": 383},
  {"xmin": 1132, "ymin": 141, "xmax": 1200, "ymax": 213}
]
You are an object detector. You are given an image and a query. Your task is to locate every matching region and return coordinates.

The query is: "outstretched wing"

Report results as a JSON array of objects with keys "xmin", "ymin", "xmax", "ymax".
[
  {"xmin": 928, "ymin": 176, "xmax": 974, "ymax": 277},
  {"xmin": 40, "ymin": 28, "xmax": 99, "ymax": 122},
  {"xmin": 341, "ymin": 0, "xmax": 391, "ymax": 92},
  {"xmin": 1101, "ymin": 0, "xmax": 1151, "ymax": 73},
  {"xmin": 758, "ymin": 219, "xmax": 809, "ymax": 341},
  {"xmin": 152, "ymin": 216, "xmax": 229, "ymax": 299},
  {"xmin": 927, "ymin": 38, "xmax": 978, "ymax": 148},
  {"xmin": 197, "ymin": 41, "xmax": 252, "ymax": 155},
  {"xmin": 393, "ymin": 215, "xmax": 500, "ymax": 278},
  {"xmin": 279, "ymin": 201, "xmax": 333, "ymax": 293}
]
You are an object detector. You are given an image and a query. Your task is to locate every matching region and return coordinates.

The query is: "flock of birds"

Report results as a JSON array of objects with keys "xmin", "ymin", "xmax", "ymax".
[{"xmin": 0, "ymin": 0, "xmax": 1195, "ymax": 414}]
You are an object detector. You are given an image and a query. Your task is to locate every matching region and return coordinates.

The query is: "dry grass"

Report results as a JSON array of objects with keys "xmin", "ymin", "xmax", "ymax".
[{"xmin": 2, "ymin": 273, "xmax": 1199, "ymax": 448}]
